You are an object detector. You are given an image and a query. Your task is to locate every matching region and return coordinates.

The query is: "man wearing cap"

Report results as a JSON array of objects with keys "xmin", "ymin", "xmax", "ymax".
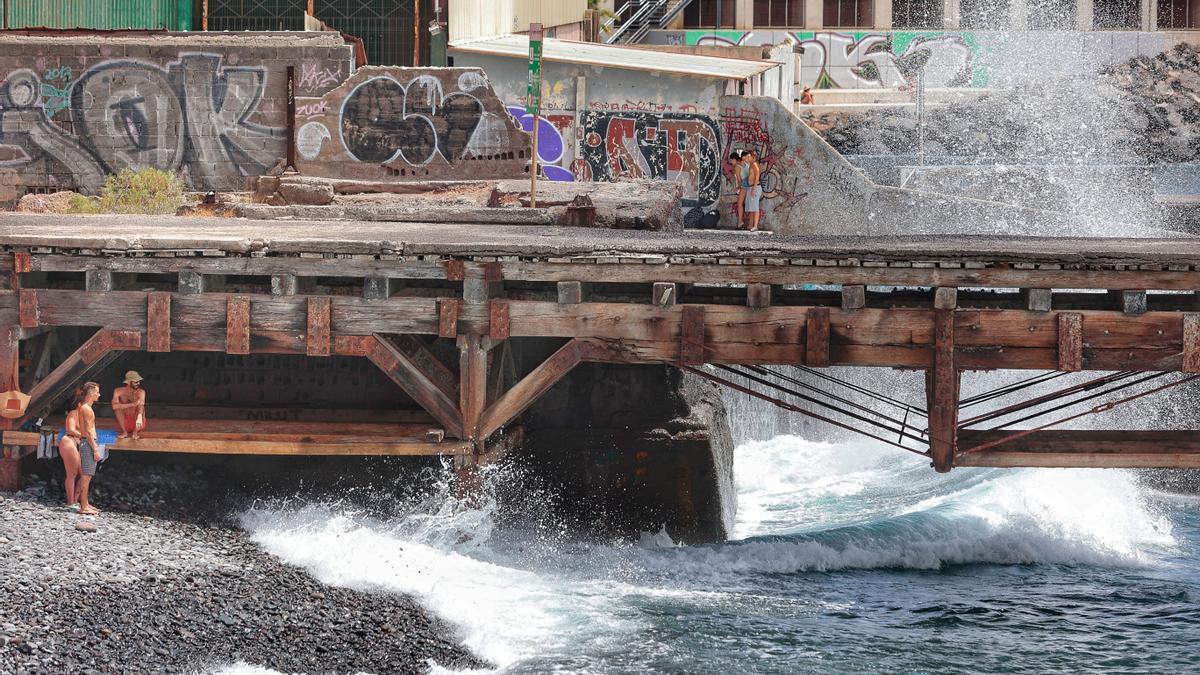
[{"xmin": 112, "ymin": 371, "xmax": 147, "ymax": 440}]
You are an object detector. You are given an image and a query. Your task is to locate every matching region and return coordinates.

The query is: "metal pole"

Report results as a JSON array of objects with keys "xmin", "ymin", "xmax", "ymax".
[
  {"xmin": 413, "ymin": 0, "xmax": 421, "ymax": 67},
  {"xmin": 916, "ymin": 69, "xmax": 926, "ymax": 167},
  {"xmin": 715, "ymin": 0, "xmax": 722, "ymax": 29},
  {"xmin": 202, "ymin": 0, "xmax": 209, "ymax": 30},
  {"xmin": 286, "ymin": 65, "xmax": 297, "ymax": 172},
  {"xmin": 530, "ymin": 123, "xmax": 539, "ymax": 208}
]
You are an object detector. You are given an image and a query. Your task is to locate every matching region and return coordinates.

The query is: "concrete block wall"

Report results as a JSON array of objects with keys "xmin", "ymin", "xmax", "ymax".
[
  {"xmin": 0, "ymin": 32, "xmax": 353, "ymax": 200},
  {"xmin": 293, "ymin": 67, "xmax": 529, "ymax": 182}
]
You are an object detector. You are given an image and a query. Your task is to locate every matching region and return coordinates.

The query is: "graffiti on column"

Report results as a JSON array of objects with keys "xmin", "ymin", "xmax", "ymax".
[
  {"xmin": 686, "ymin": 30, "xmax": 980, "ymax": 89},
  {"xmin": 0, "ymin": 52, "xmax": 283, "ymax": 193},
  {"xmin": 506, "ymin": 104, "xmax": 573, "ymax": 182},
  {"xmin": 720, "ymin": 104, "xmax": 809, "ymax": 223},
  {"xmin": 577, "ymin": 110, "xmax": 722, "ymax": 219}
]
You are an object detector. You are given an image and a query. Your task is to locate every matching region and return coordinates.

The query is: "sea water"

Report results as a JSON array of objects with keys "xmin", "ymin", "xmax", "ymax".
[{"xmin": 236, "ymin": 433, "xmax": 1200, "ymax": 674}]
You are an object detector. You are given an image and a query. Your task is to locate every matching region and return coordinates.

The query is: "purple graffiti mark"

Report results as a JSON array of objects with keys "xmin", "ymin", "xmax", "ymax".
[{"xmin": 506, "ymin": 104, "xmax": 572, "ymax": 182}]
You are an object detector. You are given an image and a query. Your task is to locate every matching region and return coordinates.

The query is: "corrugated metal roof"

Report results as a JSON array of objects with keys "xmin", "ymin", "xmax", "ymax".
[{"xmin": 449, "ymin": 35, "xmax": 778, "ymax": 80}]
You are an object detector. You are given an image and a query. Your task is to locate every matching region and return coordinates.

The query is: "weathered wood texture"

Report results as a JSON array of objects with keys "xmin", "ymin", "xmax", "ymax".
[
  {"xmin": 0, "ymin": 327, "xmax": 15, "ymax": 429},
  {"xmin": 680, "ymin": 305, "xmax": 705, "ymax": 365},
  {"xmin": 147, "ymin": 293, "xmax": 172, "ymax": 353},
  {"xmin": 81, "ymin": 437, "xmax": 470, "ymax": 456},
  {"xmin": 364, "ymin": 335, "xmax": 463, "ymax": 439},
  {"xmin": 489, "ymin": 300, "xmax": 510, "ymax": 340},
  {"xmin": 438, "ymin": 298, "xmax": 461, "ymax": 338},
  {"xmin": 957, "ymin": 430, "xmax": 1200, "ymax": 468},
  {"xmin": 23, "ymin": 329, "xmax": 141, "ymax": 423},
  {"xmin": 477, "ymin": 339, "xmax": 582, "ymax": 440},
  {"xmin": 1057, "ymin": 312, "xmax": 1083, "ymax": 372},
  {"xmin": 306, "ymin": 296, "xmax": 331, "ymax": 357},
  {"xmin": 1185, "ymin": 313, "xmax": 1200, "ymax": 373},
  {"xmin": 459, "ymin": 334, "xmax": 488, "ymax": 442},
  {"xmin": 926, "ymin": 308, "xmax": 958, "ymax": 473},
  {"xmin": 805, "ymin": 306, "xmax": 830, "ymax": 367},
  {"xmin": 387, "ymin": 335, "xmax": 457, "ymax": 399},
  {"xmin": 226, "ymin": 296, "xmax": 251, "ymax": 355}
]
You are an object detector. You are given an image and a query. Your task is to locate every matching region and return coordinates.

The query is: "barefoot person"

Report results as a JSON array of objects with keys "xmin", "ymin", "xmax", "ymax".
[
  {"xmin": 57, "ymin": 405, "xmax": 83, "ymax": 509},
  {"xmin": 112, "ymin": 371, "xmax": 146, "ymax": 440},
  {"xmin": 744, "ymin": 150, "xmax": 763, "ymax": 232},
  {"xmin": 728, "ymin": 151, "xmax": 745, "ymax": 228},
  {"xmin": 75, "ymin": 382, "xmax": 103, "ymax": 516}
]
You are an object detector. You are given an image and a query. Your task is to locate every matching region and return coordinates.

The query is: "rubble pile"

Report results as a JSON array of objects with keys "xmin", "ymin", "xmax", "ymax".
[{"xmin": 1099, "ymin": 42, "xmax": 1200, "ymax": 163}]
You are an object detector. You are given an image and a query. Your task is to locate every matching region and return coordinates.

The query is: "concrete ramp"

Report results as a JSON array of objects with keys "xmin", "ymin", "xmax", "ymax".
[{"xmin": 719, "ymin": 95, "xmax": 1169, "ymax": 237}]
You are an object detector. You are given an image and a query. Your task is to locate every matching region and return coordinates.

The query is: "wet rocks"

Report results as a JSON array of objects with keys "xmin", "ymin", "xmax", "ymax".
[{"xmin": 0, "ymin": 477, "xmax": 488, "ymax": 674}]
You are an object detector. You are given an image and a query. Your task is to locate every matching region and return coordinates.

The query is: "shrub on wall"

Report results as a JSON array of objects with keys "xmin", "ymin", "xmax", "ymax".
[{"xmin": 69, "ymin": 168, "xmax": 184, "ymax": 215}]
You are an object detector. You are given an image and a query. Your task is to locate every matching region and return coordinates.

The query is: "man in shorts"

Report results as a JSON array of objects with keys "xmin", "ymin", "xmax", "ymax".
[
  {"xmin": 113, "ymin": 370, "xmax": 147, "ymax": 440},
  {"xmin": 744, "ymin": 150, "xmax": 763, "ymax": 232}
]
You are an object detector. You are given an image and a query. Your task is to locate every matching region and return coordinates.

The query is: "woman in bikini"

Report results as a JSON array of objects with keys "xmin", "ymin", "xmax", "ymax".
[
  {"xmin": 57, "ymin": 403, "xmax": 83, "ymax": 509},
  {"xmin": 75, "ymin": 382, "xmax": 102, "ymax": 516}
]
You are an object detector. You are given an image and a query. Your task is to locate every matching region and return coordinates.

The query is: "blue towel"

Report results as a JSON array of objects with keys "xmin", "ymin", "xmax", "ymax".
[{"xmin": 58, "ymin": 428, "xmax": 118, "ymax": 446}]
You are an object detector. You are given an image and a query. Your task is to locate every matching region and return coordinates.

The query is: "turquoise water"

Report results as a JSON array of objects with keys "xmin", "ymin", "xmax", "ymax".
[{"xmin": 238, "ymin": 433, "xmax": 1200, "ymax": 673}]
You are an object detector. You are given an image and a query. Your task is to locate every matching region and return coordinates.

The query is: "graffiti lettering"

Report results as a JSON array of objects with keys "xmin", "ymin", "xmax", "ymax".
[
  {"xmin": 506, "ymin": 105, "xmax": 572, "ymax": 182},
  {"xmin": 588, "ymin": 100, "xmax": 675, "ymax": 113},
  {"xmin": 299, "ymin": 60, "xmax": 342, "ymax": 91},
  {"xmin": 296, "ymin": 100, "xmax": 330, "ymax": 118},
  {"xmin": 578, "ymin": 111, "xmax": 721, "ymax": 217},
  {"xmin": 0, "ymin": 53, "xmax": 283, "ymax": 193}
]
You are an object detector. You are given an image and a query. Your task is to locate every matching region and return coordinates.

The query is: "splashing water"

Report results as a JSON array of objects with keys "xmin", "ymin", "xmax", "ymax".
[{"xmin": 235, "ymin": 430, "xmax": 1200, "ymax": 674}]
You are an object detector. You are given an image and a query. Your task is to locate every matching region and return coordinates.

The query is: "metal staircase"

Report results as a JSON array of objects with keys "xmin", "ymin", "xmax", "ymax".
[{"xmin": 603, "ymin": 0, "xmax": 694, "ymax": 44}]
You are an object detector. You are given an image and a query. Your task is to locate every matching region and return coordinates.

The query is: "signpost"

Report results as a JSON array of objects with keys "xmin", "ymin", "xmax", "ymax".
[{"xmin": 527, "ymin": 23, "xmax": 543, "ymax": 208}]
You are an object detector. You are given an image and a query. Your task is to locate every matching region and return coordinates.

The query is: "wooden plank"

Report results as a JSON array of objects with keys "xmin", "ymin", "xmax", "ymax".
[
  {"xmin": 459, "ymin": 333, "xmax": 488, "ymax": 441},
  {"xmin": 106, "ymin": 437, "xmax": 471, "ymax": 456},
  {"xmin": 805, "ymin": 306, "xmax": 830, "ymax": 367},
  {"xmin": 501, "ymin": 261, "xmax": 1200, "ymax": 291},
  {"xmin": 365, "ymin": 334, "xmax": 464, "ymax": 439},
  {"xmin": 680, "ymin": 305, "xmax": 705, "ymax": 365},
  {"xmin": 840, "ymin": 285, "xmax": 865, "ymax": 311},
  {"xmin": 652, "ymin": 282, "xmax": 677, "ymax": 309},
  {"xmin": 489, "ymin": 300, "xmax": 510, "ymax": 340},
  {"xmin": 1185, "ymin": 313, "xmax": 1200, "ymax": 373},
  {"xmin": 22, "ymin": 329, "xmax": 140, "ymax": 424},
  {"xmin": 18, "ymin": 289, "xmax": 37, "ymax": 328},
  {"xmin": 225, "ymin": 295, "xmax": 251, "ymax": 355},
  {"xmin": 926, "ymin": 307, "xmax": 958, "ymax": 473},
  {"xmin": 478, "ymin": 339, "xmax": 582, "ymax": 439},
  {"xmin": 438, "ymin": 298, "xmax": 461, "ymax": 338},
  {"xmin": 1057, "ymin": 312, "xmax": 1083, "ymax": 372},
  {"xmin": 306, "ymin": 296, "xmax": 331, "ymax": 357},
  {"xmin": 35, "ymin": 254, "xmax": 449, "ymax": 281},
  {"xmin": 138, "ymin": 404, "xmax": 437, "ymax": 424},
  {"xmin": 557, "ymin": 281, "xmax": 588, "ymax": 304},
  {"xmin": 957, "ymin": 430, "xmax": 1200, "ymax": 468},
  {"xmin": 2, "ymin": 431, "xmax": 39, "ymax": 446},
  {"xmin": 746, "ymin": 283, "xmax": 772, "ymax": 309},
  {"xmin": 388, "ymin": 334, "xmax": 457, "ymax": 399},
  {"xmin": 146, "ymin": 293, "xmax": 172, "ymax": 353},
  {"xmin": 0, "ymin": 327, "xmax": 15, "ymax": 430}
]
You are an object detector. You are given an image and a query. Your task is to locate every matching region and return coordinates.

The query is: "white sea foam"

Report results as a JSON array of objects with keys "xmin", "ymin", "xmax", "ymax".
[{"xmin": 238, "ymin": 434, "xmax": 1177, "ymax": 671}]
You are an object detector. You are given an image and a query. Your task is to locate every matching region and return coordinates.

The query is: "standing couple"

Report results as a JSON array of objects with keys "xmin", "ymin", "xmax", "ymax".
[
  {"xmin": 730, "ymin": 149, "xmax": 763, "ymax": 232},
  {"xmin": 56, "ymin": 371, "xmax": 147, "ymax": 515}
]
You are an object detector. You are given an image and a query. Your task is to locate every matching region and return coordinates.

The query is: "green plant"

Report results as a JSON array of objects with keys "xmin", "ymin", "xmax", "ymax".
[{"xmin": 68, "ymin": 167, "xmax": 183, "ymax": 215}]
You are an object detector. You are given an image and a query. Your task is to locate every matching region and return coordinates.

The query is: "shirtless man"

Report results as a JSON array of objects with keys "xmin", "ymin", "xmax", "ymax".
[
  {"xmin": 75, "ymin": 382, "xmax": 102, "ymax": 516},
  {"xmin": 112, "ymin": 370, "xmax": 146, "ymax": 440}
]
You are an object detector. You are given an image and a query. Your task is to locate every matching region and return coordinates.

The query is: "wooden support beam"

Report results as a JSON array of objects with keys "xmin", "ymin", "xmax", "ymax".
[
  {"xmin": 1185, "ymin": 313, "xmax": 1200, "ymax": 373},
  {"xmin": 805, "ymin": 306, "xmax": 830, "ymax": 367},
  {"xmin": 840, "ymin": 285, "xmax": 865, "ymax": 312},
  {"xmin": 0, "ymin": 326, "xmax": 16, "ymax": 430},
  {"xmin": 437, "ymin": 298, "xmax": 461, "ymax": 338},
  {"xmin": 653, "ymin": 282, "xmax": 677, "ymax": 309},
  {"xmin": 306, "ymin": 296, "xmax": 331, "ymax": 357},
  {"xmin": 18, "ymin": 289, "xmax": 37, "ymax": 328},
  {"xmin": 365, "ymin": 334, "xmax": 464, "ymax": 439},
  {"xmin": 1023, "ymin": 288, "xmax": 1053, "ymax": 312},
  {"xmin": 21, "ymin": 330, "xmax": 53, "ymax": 392},
  {"xmin": 388, "ymin": 335, "xmax": 457, "ymax": 399},
  {"xmin": 178, "ymin": 270, "xmax": 207, "ymax": 295},
  {"xmin": 146, "ymin": 293, "xmax": 172, "ymax": 353},
  {"xmin": 271, "ymin": 274, "xmax": 299, "ymax": 296},
  {"xmin": 1118, "ymin": 289, "xmax": 1147, "ymax": 315},
  {"xmin": 225, "ymin": 296, "xmax": 251, "ymax": 355},
  {"xmin": 489, "ymin": 300, "xmax": 510, "ymax": 340},
  {"xmin": 364, "ymin": 275, "xmax": 403, "ymax": 300},
  {"xmin": 926, "ymin": 307, "xmax": 958, "ymax": 473},
  {"xmin": 557, "ymin": 281, "xmax": 589, "ymax": 304},
  {"xmin": 85, "ymin": 269, "xmax": 134, "ymax": 292},
  {"xmin": 459, "ymin": 333, "xmax": 488, "ymax": 442},
  {"xmin": 679, "ymin": 305, "xmax": 706, "ymax": 365},
  {"xmin": 464, "ymin": 278, "xmax": 503, "ymax": 305},
  {"xmin": 957, "ymin": 430, "xmax": 1200, "ymax": 468},
  {"xmin": 478, "ymin": 339, "xmax": 582, "ymax": 440},
  {"xmin": 22, "ymin": 329, "xmax": 140, "ymax": 424},
  {"xmin": 747, "ymin": 283, "xmax": 772, "ymax": 309},
  {"xmin": 1057, "ymin": 312, "xmax": 1083, "ymax": 372},
  {"xmin": 89, "ymin": 437, "xmax": 471, "ymax": 457}
]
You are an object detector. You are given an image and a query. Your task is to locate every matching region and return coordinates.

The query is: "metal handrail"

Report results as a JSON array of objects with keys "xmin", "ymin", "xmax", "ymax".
[
  {"xmin": 600, "ymin": 1, "xmax": 635, "ymax": 33},
  {"xmin": 658, "ymin": 0, "xmax": 695, "ymax": 27},
  {"xmin": 604, "ymin": 0, "xmax": 665, "ymax": 44}
]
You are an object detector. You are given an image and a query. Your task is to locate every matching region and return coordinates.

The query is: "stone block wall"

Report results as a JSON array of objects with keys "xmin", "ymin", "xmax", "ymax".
[
  {"xmin": 293, "ymin": 66, "xmax": 529, "ymax": 181},
  {"xmin": 0, "ymin": 32, "xmax": 353, "ymax": 200}
]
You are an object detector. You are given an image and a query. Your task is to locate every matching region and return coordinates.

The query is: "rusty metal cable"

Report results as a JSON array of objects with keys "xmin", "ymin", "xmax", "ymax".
[{"xmin": 978, "ymin": 371, "xmax": 1170, "ymax": 432}]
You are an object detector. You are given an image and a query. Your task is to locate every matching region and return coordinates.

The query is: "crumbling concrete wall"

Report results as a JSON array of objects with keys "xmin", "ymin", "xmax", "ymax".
[
  {"xmin": 0, "ymin": 32, "xmax": 353, "ymax": 201},
  {"xmin": 517, "ymin": 361, "xmax": 736, "ymax": 545},
  {"xmin": 293, "ymin": 67, "xmax": 529, "ymax": 181}
]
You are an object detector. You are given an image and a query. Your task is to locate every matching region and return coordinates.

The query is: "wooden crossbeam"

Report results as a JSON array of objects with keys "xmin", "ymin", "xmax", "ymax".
[
  {"xmin": 477, "ymin": 339, "xmax": 582, "ymax": 440},
  {"xmin": 0, "ymin": 326, "xmax": 15, "ymax": 430},
  {"xmin": 387, "ymin": 334, "xmax": 456, "ymax": 399},
  {"xmin": 958, "ymin": 430, "xmax": 1200, "ymax": 468},
  {"xmin": 459, "ymin": 333, "xmax": 487, "ymax": 442},
  {"xmin": 96, "ymin": 437, "xmax": 471, "ymax": 456},
  {"xmin": 22, "ymin": 329, "xmax": 141, "ymax": 424},
  {"xmin": 364, "ymin": 334, "xmax": 464, "ymax": 439},
  {"xmin": 926, "ymin": 308, "xmax": 958, "ymax": 473}
]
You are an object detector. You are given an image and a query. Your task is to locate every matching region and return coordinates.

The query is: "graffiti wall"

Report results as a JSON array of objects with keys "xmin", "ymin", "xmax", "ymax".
[
  {"xmin": 0, "ymin": 34, "xmax": 353, "ymax": 199},
  {"xmin": 664, "ymin": 30, "xmax": 984, "ymax": 89},
  {"xmin": 293, "ymin": 67, "xmax": 528, "ymax": 181},
  {"xmin": 576, "ymin": 111, "xmax": 722, "ymax": 220}
]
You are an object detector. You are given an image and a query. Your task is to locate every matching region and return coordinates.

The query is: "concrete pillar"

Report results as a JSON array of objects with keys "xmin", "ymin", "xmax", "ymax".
[
  {"xmin": 805, "ymin": 0, "xmax": 824, "ymax": 29},
  {"xmin": 1077, "ymin": 0, "xmax": 1094, "ymax": 29},
  {"xmin": 876, "ymin": 0, "xmax": 894, "ymax": 28},
  {"xmin": 1146, "ymin": 0, "xmax": 1158, "ymax": 30},
  {"xmin": 943, "ymin": 0, "xmax": 960, "ymax": 28},
  {"xmin": 735, "ymin": 0, "xmax": 754, "ymax": 28}
]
